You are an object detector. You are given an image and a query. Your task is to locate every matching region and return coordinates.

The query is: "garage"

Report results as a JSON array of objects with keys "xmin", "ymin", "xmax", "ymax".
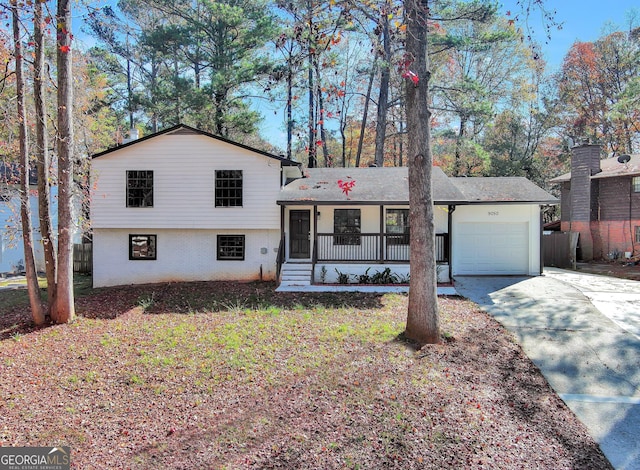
[{"xmin": 454, "ymin": 222, "xmax": 530, "ymax": 275}]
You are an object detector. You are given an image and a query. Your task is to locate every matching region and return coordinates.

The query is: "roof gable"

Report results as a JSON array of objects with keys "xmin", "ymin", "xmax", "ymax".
[{"xmin": 91, "ymin": 124, "xmax": 300, "ymax": 167}]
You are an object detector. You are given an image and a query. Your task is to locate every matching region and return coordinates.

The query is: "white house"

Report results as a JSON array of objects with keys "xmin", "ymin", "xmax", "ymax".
[
  {"xmin": 90, "ymin": 124, "xmax": 557, "ymax": 288},
  {"xmin": 276, "ymin": 167, "xmax": 558, "ymax": 286},
  {"xmin": 90, "ymin": 124, "xmax": 301, "ymax": 288}
]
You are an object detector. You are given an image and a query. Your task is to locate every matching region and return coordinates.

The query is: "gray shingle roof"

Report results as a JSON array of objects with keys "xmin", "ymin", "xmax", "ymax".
[
  {"xmin": 450, "ymin": 177, "xmax": 558, "ymax": 204},
  {"xmin": 278, "ymin": 167, "xmax": 558, "ymax": 205}
]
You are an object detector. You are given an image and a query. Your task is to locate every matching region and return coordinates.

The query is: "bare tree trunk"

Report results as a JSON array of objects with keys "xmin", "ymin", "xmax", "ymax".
[
  {"xmin": 454, "ymin": 115, "xmax": 467, "ymax": 176},
  {"xmin": 52, "ymin": 0, "xmax": 75, "ymax": 324},
  {"xmin": 405, "ymin": 0, "xmax": 439, "ymax": 346},
  {"xmin": 374, "ymin": 8, "xmax": 391, "ymax": 167},
  {"xmin": 34, "ymin": 0, "xmax": 57, "ymax": 314},
  {"xmin": 355, "ymin": 64, "xmax": 376, "ymax": 168},
  {"xmin": 287, "ymin": 68, "xmax": 294, "ymax": 160},
  {"xmin": 12, "ymin": 0, "xmax": 45, "ymax": 326}
]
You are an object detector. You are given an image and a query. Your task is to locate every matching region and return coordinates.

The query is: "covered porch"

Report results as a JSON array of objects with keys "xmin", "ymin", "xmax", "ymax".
[{"xmin": 276, "ymin": 203, "xmax": 453, "ymax": 287}]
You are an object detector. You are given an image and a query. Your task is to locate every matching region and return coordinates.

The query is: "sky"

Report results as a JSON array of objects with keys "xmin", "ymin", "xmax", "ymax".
[
  {"xmin": 498, "ymin": 0, "xmax": 639, "ymax": 71},
  {"xmin": 75, "ymin": 0, "xmax": 639, "ymax": 146}
]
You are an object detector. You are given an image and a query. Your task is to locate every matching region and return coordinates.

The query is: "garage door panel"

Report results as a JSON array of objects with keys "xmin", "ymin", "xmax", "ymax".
[{"xmin": 455, "ymin": 223, "xmax": 529, "ymax": 275}]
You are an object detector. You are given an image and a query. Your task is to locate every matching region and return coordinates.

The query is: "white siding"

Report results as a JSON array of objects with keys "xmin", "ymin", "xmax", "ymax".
[
  {"xmin": 91, "ymin": 134, "xmax": 283, "ymax": 229},
  {"xmin": 452, "ymin": 204, "xmax": 541, "ymax": 276},
  {"xmin": 92, "ymin": 228, "xmax": 280, "ymax": 287}
]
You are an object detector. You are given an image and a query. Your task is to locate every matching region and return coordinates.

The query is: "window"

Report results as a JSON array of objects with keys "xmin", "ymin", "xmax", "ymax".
[
  {"xmin": 129, "ymin": 235, "xmax": 157, "ymax": 260},
  {"xmin": 386, "ymin": 209, "xmax": 410, "ymax": 245},
  {"xmin": 215, "ymin": 170, "xmax": 243, "ymax": 207},
  {"xmin": 217, "ymin": 235, "xmax": 245, "ymax": 260},
  {"xmin": 334, "ymin": 209, "xmax": 361, "ymax": 245},
  {"xmin": 633, "ymin": 177, "xmax": 640, "ymax": 193},
  {"xmin": 127, "ymin": 170, "xmax": 153, "ymax": 207},
  {"xmin": 636, "ymin": 226, "xmax": 640, "ymax": 244}
]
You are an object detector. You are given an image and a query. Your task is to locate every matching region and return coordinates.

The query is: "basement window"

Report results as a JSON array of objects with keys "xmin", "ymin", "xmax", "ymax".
[
  {"xmin": 129, "ymin": 234, "xmax": 157, "ymax": 260},
  {"xmin": 217, "ymin": 235, "xmax": 245, "ymax": 260}
]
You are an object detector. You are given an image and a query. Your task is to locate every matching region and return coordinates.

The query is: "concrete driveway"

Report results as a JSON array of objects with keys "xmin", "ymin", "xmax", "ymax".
[{"xmin": 454, "ymin": 269, "xmax": 640, "ymax": 470}]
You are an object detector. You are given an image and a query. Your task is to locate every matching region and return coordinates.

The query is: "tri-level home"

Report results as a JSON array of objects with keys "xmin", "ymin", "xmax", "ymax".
[
  {"xmin": 550, "ymin": 143, "xmax": 640, "ymax": 260},
  {"xmin": 90, "ymin": 124, "xmax": 557, "ymax": 288},
  {"xmin": 90, "ymin": 124, "xmax": 301, "ymax": 287}
]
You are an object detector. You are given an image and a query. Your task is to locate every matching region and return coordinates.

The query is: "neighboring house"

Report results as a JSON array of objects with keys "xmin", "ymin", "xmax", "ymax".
[
  {"xmin": 0, "ymin": 162, "xmax": 82, "ymax": 275},
  {"xmin": 0, "ymin": 163, "xmax": 49, "ymax": 274},
  {"xmin": 277, "ymin": 167, "xmax": 557, "ymax": 286},
  {"xmin": 90, "ymin": 124, "xmax": 301, "ymax": 288},
  {"xmin": 549, "ymin": 143, "xmax": 640, "ymax": 260},
  {"xmin": 90, "ymin": 124, "xmax": 557, "ymax": 288}
]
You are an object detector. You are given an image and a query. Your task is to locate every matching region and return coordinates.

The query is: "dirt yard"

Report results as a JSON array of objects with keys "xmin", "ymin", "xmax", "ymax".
[{"xmin": 0, "ymin": 280, "xmax": 612, "ymax": 469}]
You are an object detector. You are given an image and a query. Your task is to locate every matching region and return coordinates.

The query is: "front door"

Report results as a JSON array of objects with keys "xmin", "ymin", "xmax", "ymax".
[{"xmin": 289, "ymin": 210, "xmax": 311, "ymax": 259}]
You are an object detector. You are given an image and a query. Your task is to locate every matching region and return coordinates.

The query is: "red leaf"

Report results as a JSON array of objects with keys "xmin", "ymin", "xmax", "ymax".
[{"xmin": 59, "ymin": 45, "xmax": 71, "ymax": 53}]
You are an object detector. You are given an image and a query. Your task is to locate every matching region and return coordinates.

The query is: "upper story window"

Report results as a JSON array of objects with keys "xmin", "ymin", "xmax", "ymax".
[
  {"xmin": 386, "ymin": 209, "xmax": 410, "ymax": 245},
  {"xmin": 334, "ymin": 209, "xmax": 361, "ymax": 245},
  {"xmin": 215, "ymin": 170, "xmax": 243, "ymax": 207},
  {"xmin": 633, "ymin": 176, "xmax": 640, "ymax": 193},
  {"xmin": 127, "ymin": 170, "xmax": 153, "ymax": 207}
]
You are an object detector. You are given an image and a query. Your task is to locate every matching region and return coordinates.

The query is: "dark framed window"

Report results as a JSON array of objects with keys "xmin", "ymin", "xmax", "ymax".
[
  {"xmin": 127, "ymin": 170, "xmax": 153, "ymax": 207},
  {"xmin": 334, "ymin": 209, "xmax": 361, "ymax": 245},
  {"xmin": 386, "ymin": 209, "xmax": 410, "ymax": 245},
  {"xmin": 633, "ymin": 177, "xmax": 640, "ymax": 193},
  {"xmin": 215, "ymin": 170, "xmax": 243, "ymax": 207},
  {"xmin": 217, "ymin": 235, "xmax": 245, "ymax": 260},
  {"xmin": 129, "ymin": 234, "xmax": 157, "ymax": 260}
]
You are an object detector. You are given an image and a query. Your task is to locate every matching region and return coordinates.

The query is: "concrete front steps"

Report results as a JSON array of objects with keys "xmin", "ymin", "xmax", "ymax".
[
  {"xmin": 278, "ymin": 263, "xmax": 313, "ymax": 288},
  {"xmin": 276, "ymin": 262, "xmax": 457, "ymax": 295}
]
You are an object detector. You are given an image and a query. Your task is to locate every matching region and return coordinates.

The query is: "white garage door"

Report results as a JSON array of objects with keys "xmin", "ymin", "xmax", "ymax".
[{"xmin": 455, "ymin": 223, "xmax": 529, "ymax": 275}]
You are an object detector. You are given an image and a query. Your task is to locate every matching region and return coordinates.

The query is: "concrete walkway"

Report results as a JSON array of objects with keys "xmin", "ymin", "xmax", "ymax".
[{"xmin": 454, "ymin": 270, "xmax": 640, "ymax": 470}]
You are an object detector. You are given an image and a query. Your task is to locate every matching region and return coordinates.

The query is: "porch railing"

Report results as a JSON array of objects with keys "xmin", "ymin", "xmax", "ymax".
[{"xmin": 315, "ymin": 233, "xmax": 448, "ymax": 263}]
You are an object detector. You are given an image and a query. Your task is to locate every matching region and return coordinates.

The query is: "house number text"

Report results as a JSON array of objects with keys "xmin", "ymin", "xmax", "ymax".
[{"xmin": 488, "ymin": 211, "xmax": 499, "ymax": 216}]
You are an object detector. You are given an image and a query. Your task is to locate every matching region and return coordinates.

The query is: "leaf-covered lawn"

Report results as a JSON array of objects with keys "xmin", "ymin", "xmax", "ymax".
[{"xmin": 0, "ymin": 281, "xmax": 611, "ymax": 469}]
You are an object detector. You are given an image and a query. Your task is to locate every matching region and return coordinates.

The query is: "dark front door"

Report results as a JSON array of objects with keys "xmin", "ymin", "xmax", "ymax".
[{"xmin": 289, "ymin": 210, "xmax": 311, "ymax": 259}]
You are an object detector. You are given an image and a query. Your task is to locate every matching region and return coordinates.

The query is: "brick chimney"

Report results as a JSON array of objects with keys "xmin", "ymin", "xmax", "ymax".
[{"xmin": 569, "ymin": 143, "xmax": 601, "ymax": 260}]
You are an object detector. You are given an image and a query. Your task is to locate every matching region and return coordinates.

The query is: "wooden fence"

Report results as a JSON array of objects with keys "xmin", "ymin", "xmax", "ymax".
[
  {"xmin": 543, "ymin": 232, "xmax": 578, "ymax": 269},
  {"xmin": 73, "ymin": 242, "xmax": 92, "ymax": 274}
]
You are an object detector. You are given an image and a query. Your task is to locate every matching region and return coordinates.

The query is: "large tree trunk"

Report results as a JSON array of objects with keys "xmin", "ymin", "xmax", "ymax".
[
  {"xmin": 405, "ymin": 0, "xmax": 439, "ymax": 346},
  {"xmin": 34, "ymin": 0, "xmax": 57, "ymax": 314},
  {"xmin": 53, "ymin": 0, "xmax": 76, "ymax": 324},
  {"xmin": 12, "ymin": 0, "xmax": 45, "ymax": 326}
]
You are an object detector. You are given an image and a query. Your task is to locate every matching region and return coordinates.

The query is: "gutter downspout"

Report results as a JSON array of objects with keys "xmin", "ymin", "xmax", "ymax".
[
  {"xmin": 312, "ymin": 205, "xmax": 318, "ymax": 284},
  {"xmin": 448, "ymin": 205, "xmax": 456, "ymax": 283}
]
